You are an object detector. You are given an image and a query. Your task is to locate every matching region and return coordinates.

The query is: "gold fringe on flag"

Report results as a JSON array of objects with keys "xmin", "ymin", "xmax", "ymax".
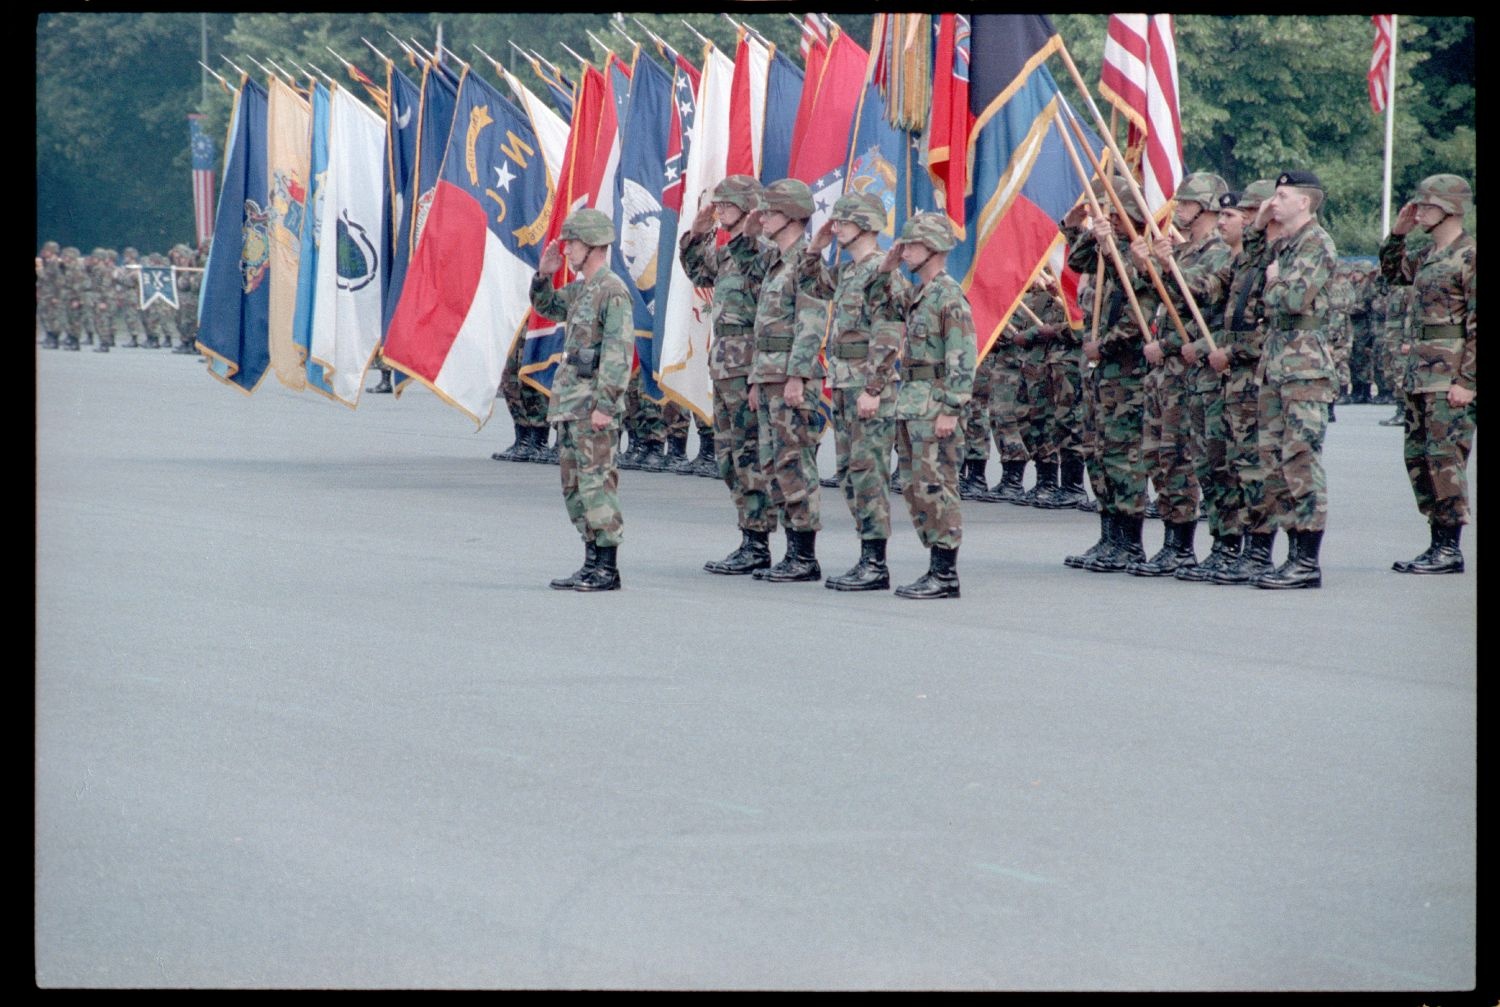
[{"xmin": 876, "ymin": 14, "xmax": 931, "ymax": 132}]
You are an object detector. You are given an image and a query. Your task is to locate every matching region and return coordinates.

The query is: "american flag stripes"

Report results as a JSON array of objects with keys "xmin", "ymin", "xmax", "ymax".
[{"xmin": 1098, "ymin": 14, "xmax": 1183, "ymax": 219}]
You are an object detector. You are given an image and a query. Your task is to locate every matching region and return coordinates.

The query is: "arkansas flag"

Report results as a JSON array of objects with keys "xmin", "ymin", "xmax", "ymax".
[{"xmin": 381, "ymin": 70, "xmax": 552, "ymax": 428}]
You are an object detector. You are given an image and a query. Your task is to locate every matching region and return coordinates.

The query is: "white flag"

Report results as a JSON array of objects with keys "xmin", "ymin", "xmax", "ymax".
[{"xmin": 309, "ymin": 86, "xmax": 387, "ymax": 408}]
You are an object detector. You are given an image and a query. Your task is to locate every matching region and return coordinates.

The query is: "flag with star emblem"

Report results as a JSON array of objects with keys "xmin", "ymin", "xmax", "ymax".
[
  {"xmin": 380, "ymin": 63, "xmax": 422, "ymax": 358},
  {"xmin": 383, "ymin": 69, "xmax": 551, "ymax": 428},
  {"xmin": 647, "ymin": 44, "xmax": 700, "ymax": 404},
  {"xmin": 189, "ymin": 113, "xmax": 216, "ymax": 247}
]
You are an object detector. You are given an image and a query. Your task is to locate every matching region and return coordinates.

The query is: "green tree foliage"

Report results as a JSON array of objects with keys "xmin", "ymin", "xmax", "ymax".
[{"xmin": 36, "ymin": 13, "xmax": 1470, "ymax": 257}]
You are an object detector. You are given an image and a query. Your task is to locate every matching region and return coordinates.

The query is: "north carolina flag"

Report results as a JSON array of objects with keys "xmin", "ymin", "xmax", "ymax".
[
  {"xmin": 291, "ymin": 81, "xmax": 335, "ymax": 396},
  {"xmin": 502, "ymin": 65, "xmax": 569, "ymax": 184},
  {"xmin": 309, "ymin": 85, "xmax": 388, "ymax": 408},
  {"xmin": 266, "ymin": 74, "xmax": 312, "ymax": 391},
  {"xmin": 409, "ymin": 62, "xmax": 461, "ymax": 254},
  {"xmin": 382, "ymin": 70, "xmax": 551, "ymax": 428},
  {"xmin": 945, "ymin": 15, "xmax": 1106, "ymax": 360},
  {"xmin": 197, "ymin": 77, "xmax": 271, "ymax": 394}
]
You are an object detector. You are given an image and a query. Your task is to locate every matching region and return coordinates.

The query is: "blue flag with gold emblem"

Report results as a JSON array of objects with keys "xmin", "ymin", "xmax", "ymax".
[
  {"xmin": 613, "ymin": 50, "xmax": 672, "ymax": 401},
  {"xmin": 198, "ymin": 78, "xmax": 271, "ymax": 393}
]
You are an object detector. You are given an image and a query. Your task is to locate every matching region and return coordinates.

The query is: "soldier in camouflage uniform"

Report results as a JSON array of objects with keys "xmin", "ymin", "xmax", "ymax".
[
  {"xmin": 1377, "ymin": 283, "xmax": 1416, "ymax": 426},
  {"xmin": 85, "ymin": 249, "xmax": 117, "ymax": 352},
  {"xmin": 1345, "ymin": 264, "xmax": 1378, "ymax": 403},
  {"xmin": 112, "ymin": 247, "xmax": 147, "ymax": 348},
  {"xmin": 142, "ymin": 251, "xmax": 185, "ymax": 352},
  {"xmin": 170, "ymin": 244, "xmax": 201, "ymax": 353},
  {"xmin": 1203, "ymin": 181, "xmax": 1282, "ymax": 585},
  {"xmin": 494, "ymin": 334, "xmax": 554, "ymax": 462},
  {"xmin": 959, "ymin": 336, "xmax": 998, "ymax": 500},
  {"xmin": 743, "ymin": 178, "xmax": 824, "ymax": 581},
  {"xmin": 529, "ymin": 209, "xmax": 633, "ymax": 592},
  {"xmin": 871, "ymin": 213, "xmax": 977, "ymax": 599},
  {"xmin": 801, "ymin": 192, "xmax": 901, "ymax": 591},
  {"xmin": 981, "ymin": 286, "xmax": 1039, "ymax": 504},
  {"xmin": 1324, "ymin": 263, "xmax": 1356, "ymax": 413},
  {"xmin": 37, "ymin": 241, "xmax": 65, "ymax": 349},
  {"xmin": 680, "ymin": 175, "xmax": 778, "ymax": 575},
  {"xmin": 1062, "ymin": 179, "xmax": 1159, "ymax": 572},
  {"xmin": 1381, "ymin": 173, "xmax": 1476, "ymax": 575},
  {"xmin": 1251, "ymin": 170, "xmax": 1339, "ymax": 589},
  {"xmin": 57, "ymin": 247, "xmax": 90, "ymax": 350},
  {"xmin": 1016, "ymin": 271, "xmax": 1083, "ymax": 508}
]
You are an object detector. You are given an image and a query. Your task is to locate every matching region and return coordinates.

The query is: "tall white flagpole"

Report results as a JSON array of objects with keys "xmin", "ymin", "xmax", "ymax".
[{"xmin": 1381, "ymin": 15, "xmax": 1398, "ymax": 237}]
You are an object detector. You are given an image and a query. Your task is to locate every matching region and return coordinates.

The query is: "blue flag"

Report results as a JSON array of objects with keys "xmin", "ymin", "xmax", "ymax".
[
  {"xmin": 613, "ymin": 52, "xmax": 672, "ymax": 401},
  {"xmin": 198, "ymin": 78, "xmax": 271, "ymax": 393},
  {"xmin": 139, "ymin": 265, "xmax": 178, "ymax": 309},
  {"xmin": 291, "ymin": 81, "xmax": 333, "ymax": 396},
  {"xmin": 759, "ymin": 50, "xmax": 803, "ymax": 184},
  {"xmin": 379, "ymin": 64, "xmax": 422, "ymax": 392},
  {"xmin": 648, "ymin": 53, "xmax": 698, "ymax": 400},
  {"xmin": 844, "ymin": 82, "xmax": 937, "ymax": 254},
  {"xmin": 410, "ymin": 63, "xmax": 460, "ymax": 259}
]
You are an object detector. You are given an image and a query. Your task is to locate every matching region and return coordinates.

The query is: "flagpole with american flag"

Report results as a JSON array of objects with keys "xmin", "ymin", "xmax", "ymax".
[
  {"xmin": 1370, "ymin": 14, "xmax": 1397, "ymax": 236},
  {"xmin": 188, "ymin": 113, "xmax": 216, "ymax": 247}
]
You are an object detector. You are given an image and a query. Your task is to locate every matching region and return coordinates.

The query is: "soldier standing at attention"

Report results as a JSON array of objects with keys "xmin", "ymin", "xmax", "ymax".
[
  {"xmin": 141, "ymin": 252, "xmax": 183, "ymax": 352},
  {"xmin": 113, "ymin": 247, "xmax": 147, "ymax": 349},
  {"xmin": 529, "ymin": 209, "xmax": 633, "ymax": 592},
  {"xmin": 680, "ymin": 175, "xmax": 777, "ymax": 575},
  {"xmin": 493, "ymin": 334, "xmax": 553, "ymax": 462},
  {"xmin": 1380, "ymin": 173, "xmax": 1476, "ymax": 575},
  {"xmin": 58, "ymin": 247, "xmax": 89, "ymax": 351},
  {"xmin": 1251, "ymin": 170, "xmax": 1339, "ymax": 590},
  {"xmin": 801, "ymin": 192, "xmax": 900, "ymax": 591},
  {"xmin": 86, "ymin": 249, "xmax": 116, "ymax": 352},
  {"xmin": 170, "ymin": 244, "xmax": 201, "ymax": 354},
  {"xmin": 745, "ymin": 179, "xmax": 823, "ymax": 582},
  {"xmin": 1014, "ymin": 271, "xmax": 1075, "ymax": 507},
  {"xmin": 872, "ymin": 213, "xmax": 977, "ymax": 599},
  {"xmin": 38, "ymin": 241, "xmax": 64, "ymax": 349}
]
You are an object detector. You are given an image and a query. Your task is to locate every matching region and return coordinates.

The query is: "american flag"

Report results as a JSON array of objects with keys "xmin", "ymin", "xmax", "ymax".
[
  {"xmin": 188, "ymin": 114, "xmax": 216, "ymax": 246},
  {"xmin": 1368, "ymin": 15, "xmax": 1395, "ymax": 113},
  {"xmin": 1098, "ymin": 14, "xmax": 1183, "ymax": 220},
  {"xmin": 798, "ymin": 12, "xmax": 828, "ymax": 62}
]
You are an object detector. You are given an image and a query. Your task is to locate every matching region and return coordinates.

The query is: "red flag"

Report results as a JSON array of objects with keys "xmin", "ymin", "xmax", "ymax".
[
  {"xmin": 1099, "ymin": 14, "xmax": 1182, "ymax": 219},
  {"xmin": 726, "ymin": 31, "xmax": 768, "ymax": 178},
  {"xmin": 787, "ymin": 29, "xmax": 867, "ymax": 185},
  {"xmin": 927, "ymin": 14, "xmax": 971, "ymax": 234},
  {"xmin": 787, "ymin": 25, "xmax": 828, "ymax": 173},
  {"xmin": 1369, "ymin": 15, "xmax": 1395, "ymax": 113}
]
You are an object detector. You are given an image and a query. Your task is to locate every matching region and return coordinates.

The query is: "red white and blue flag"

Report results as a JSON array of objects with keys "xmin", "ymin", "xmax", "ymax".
[
  {"xmin": 188, "ymin": 113, "xmax": 216, "ymax": 247},
  {"xmin": 1368, "ymin": 15, "xmax": 1395, "ymax": 113},
  {"xmin": 1099, "ymin": 13, "xmax": 1182, "ymax": 220}
]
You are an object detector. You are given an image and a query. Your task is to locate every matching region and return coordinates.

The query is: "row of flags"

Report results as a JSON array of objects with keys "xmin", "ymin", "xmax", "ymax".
[{"xmin": 191, "ymin": 14, "xmax": 1182, "ymax": 430}]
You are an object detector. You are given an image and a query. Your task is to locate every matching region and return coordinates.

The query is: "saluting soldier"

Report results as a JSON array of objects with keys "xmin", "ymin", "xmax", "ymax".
[
  {"xmin": 679, "ymin": 175, "xmax": 777, "ymax": 575},
  {"xmin": 1380, "ymin": 173, "xmax": 1476, "ymax": 575},
  {"xmin": 1251, "ymin": 170, "xmax": 1339, "ymax": 589},
  {"xmin": 529, "ymin": 209, "xmax": 634, "ymax": 592},
  {"xmin": 872, "ymin": 213, "xmax": 977, "ymax": 599}
]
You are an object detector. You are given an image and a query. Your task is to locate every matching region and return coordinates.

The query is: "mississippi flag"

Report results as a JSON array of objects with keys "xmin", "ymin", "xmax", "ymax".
[
  {"xmin": 188, "ymin": 114, "xmax": 216, "ymax": 247},
  {"xmin": 1099, "ymin": 14, "xmax": 1183, "ymax": 220},
  {"xmin": 1369, "ymin": 15, "xmax": 1395, "ymax": 113},
  {"xmin": 382, "ymin": 71, "xmax": 551, "ymax": 428}
]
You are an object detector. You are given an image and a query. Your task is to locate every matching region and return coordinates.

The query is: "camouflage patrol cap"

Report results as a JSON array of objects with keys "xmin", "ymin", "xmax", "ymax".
[
  {"xmin": 61, "ymin": 246, "xmax": 81, "ymax": 258},
  {"xmin": 559, "ymin": 208, "xmax": 615, "ymax": 247},
  {"xmin": 830, "ymin": 192, "xmax": 887, "ymax": 233},
  {"xmin": 41, "ymin": 240, "xmax": 60, "ymax": 254},
  {"xmin": 122, "ymin": 247, "xmax": 140, "ymax": 260},
  {"xmin": 1108, "ymin": 180, "xmax": 1148, "ymax": 224},
  {"xmin": 1414, "ymin": 173, "xmax": 1472, "ymax": 216},
  {"xmin": 710, "ymin": 174, "xmax": 762, "ymax": 212},
  {"xmin": 762, "ymin": 178, "xmax": 815, "ymax": 220},
  {"xmin": 897, "ymin": 212, "xmax": 957, "ymax": 252},
  {"xmin": 1238, "ymin": 179, "xmax": 1276, "ymax": 209},
  {"xmin": 1175, "ymin": 171, "xmax": 1229, "ymax": 209}
]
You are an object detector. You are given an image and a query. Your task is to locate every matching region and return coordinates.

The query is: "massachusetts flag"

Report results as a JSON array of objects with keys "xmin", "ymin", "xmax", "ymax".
[
  {"xmin": 188, "ymin": 113, "xmax": 216, "ymax": 247},
  {"xmin": 197, "ymin": 77, "xmax": 271, "ymax": 394},
  {"xmin": 382, "ymin": 70, "xmax": 551, "ymax": 427},
  {"xmin": 309, "ymin": 85, "xmax": 388, "ymax": 408}
]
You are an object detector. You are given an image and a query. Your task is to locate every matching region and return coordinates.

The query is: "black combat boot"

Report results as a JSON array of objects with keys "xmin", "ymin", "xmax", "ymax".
[
  {"xmin": 550, "ymin": 542, "xmax": 599, "ymax": 590},
  {"xmin": 1043, "ymin": 453, "xmax": 1089, "ymax": 510},
  {"xmin": 1378, "ymin": 403, "xmax": 1404, "ymax": 427},
  {"xmin": 691, "ymin": 432, "xmax": 718, "ymax": 477},
  {"xmin": 533, "ymin": 428, "xmax": 559, "ymax": 464},
  {"xmin": 662, "ymin": 435, "xmax": 689, "ymax": 472},
  {"xmin": 64, "ymin": 335, "xmax": 80, "ymax": 351},
  {"xmin": 895, "ymin": 545, "xmax": 960, "ymax": 599},
  {"xmin": 368, "ymin": 369, "xmax": 393, "ymax": 393},
  {"xmin": 820, "ymin": 474, "xmax": 840, "ymax": 488},
  {"xmin": 988, "ymin": 460, "xmax": 1028, "ymax": 504},
  {"xmin": 761, "ymin": 528, "xmax": 822, "ymax": 582},
  {"xmin": 1327, "ymin": 402, "xmax": 1337, "ymax": 423},
  {"xmin": 1392, "ymin": 523, "xmax": 1441, "ymax": 573},
  {"xmin": 1214, "ymin": 530, "xmax": 1276, "ymax": 584},
  {"xmin": 1065, "ymin": 513, "xmax": 1115, "ymax": 569},
  {"xmin": 825, "ymin": 538, "xmax": 890, "ymax": 591},
  {"xmin": 492, "ymin": 425, "xmax": 534, "ymax": 462},
  {"xmin": 705, "ymin": 529, "xmax": 772, "ymax": 575},
  {"xmin": 1144, "ymin": 495, "xmax": 1160, "ymax": 520},
  {"xmin": 1021, "ymin": 458, "xmax": 1059, "ymax": 506},
  {"xmin": 1405, "ymin": 524, "xmax": 1464, "ymax": 575},
  {"xmin": 1085, "ymin": 513, "xmax": 1145, "ymax": 572},
  {"xmin": 124, "ymin": 336, "xmax": 139, "ymax": 348},
  {"xmin": 1255, "ymin": 528, "xmax": 1322, "ymax": 589},
  {"xmin": 959, "ymin": 458, "xmax": 989, "ymax": 500},
  {"xmin": 42, "ymin": 333, "xmax": 60, "ymax": 349},
  {"xmin": 616, "ymin": 433, "xmax": 646, "ymax": 470},
  {"xmin": 93, "ymin": 341, "xmax": 110, "ymax": 353},
  {"xmin": 1127, "ymin": 520, "xmax": 1198, "ymax": 577},
  {"xmin": 889, "ymin": 468, "xmax": 904, "ymax": 494},
  {"xmin": 1177, "ymin": 533, "xmax": 1240, "ymax": 581},
  {"xmin": 636, "ymin": 439, "xmax": 668, "ymax": 472},
  {"xmin": 573, "ymin": 545, "xmax": 621, "ymax": 591}
]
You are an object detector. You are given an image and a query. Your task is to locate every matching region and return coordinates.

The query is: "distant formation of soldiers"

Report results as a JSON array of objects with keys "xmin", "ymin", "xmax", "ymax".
[{"xmin": 35, "ymin": 239, "xmax": 209, "ymax": 354}]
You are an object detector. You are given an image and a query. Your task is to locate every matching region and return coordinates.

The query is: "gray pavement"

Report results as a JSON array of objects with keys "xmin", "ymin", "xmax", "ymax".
[{"xmin": 35, "ymin": 348, "xmax": 1477, "ymax": 990}]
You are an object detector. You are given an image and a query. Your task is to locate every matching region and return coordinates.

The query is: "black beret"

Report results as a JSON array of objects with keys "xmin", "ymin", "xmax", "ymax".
[
  {"xmin": 1276, "ymin": 169, "xmax": 1322, "ymax": 190},
  {"xmin": 1219, "ymin": 192, "xmax": 1241, "ymax": 209}
]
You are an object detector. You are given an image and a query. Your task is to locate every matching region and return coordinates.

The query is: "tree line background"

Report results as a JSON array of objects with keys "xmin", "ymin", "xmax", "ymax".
[{"xmin": 35, "ymin": 12, "xmax": 1474, "ymax": 256}]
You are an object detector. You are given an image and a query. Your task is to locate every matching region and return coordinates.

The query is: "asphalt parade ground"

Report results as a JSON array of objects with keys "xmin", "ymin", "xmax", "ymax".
[{"xmin": 35, "ymin": 347, "xmax": 1477, "ymax": 992}]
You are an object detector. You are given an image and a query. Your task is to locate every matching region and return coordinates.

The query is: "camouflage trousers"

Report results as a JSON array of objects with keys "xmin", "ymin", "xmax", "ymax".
[
  {"xmin": 1086, "ymin": 370, "xmax": 1148, "ymax": 516},
  {"xmin": 1142, "ymin": 363, "xmax": 1199, "ymax": 523},
  {"xmin": 1189, "ymin": 381, "xmax": 1232, "ymax": 536},
  {"xmin": 1257, "ymin": 377, "xmax": 1332, "ymax": 533},
  {"xmin": 624, "ymin": 369, "xmax": 665, "ymax": 444},
  {"xmin": 113, "ymin": 301, "xmax": 146, "ymax": 344},
  {"xmin": 755, "ymin": 381, "xmax": 823, "ymax": 532},
  {"xmin": 502, "ymin": 335, "xmax": 550, "ymax": 428},
  {"xmin": 962, "ymin": 352, "xmax": 998, "ymax": 463},
  {"xmin": 832, "ymin": 387, "xmax": 897, "ymax": 540},
  {"xmin": 896, "ymin": 418, "xmax": 964, "ymax": 550},
  {"xmin": 1220, "ymin": 369, "xmax": 1267, "ymax": 536},
  {"xmin": 1328, "ymin": 322, "xmax": 1353, "ymax": 390},
  {"xmin": 987, "ymin": 357, "xmax": 1034, "ymax": 463},
  {"xmin": 1349, "ymin": 318, "xmax": 1378, "ymax": 393},
  {"xmin": 1022, "ymin": 354, "xmax": 1086, "ymax": 464},
  {"xmin": 557, "ymin": 419, "xmax": 623, "ymax": 547},
  {"xmin": 39, "ymin": 294, "xmax": 66, "ymax": 337},
  {"xmin": 74, "ymin": 294, "xmax": 100, "ymax": 342},
  {"xmin": 1403, "ymin": 392, "xmax": 1475, "ymax": 526},
  {"xmin": 1377, "ymin": 330, "xmax": 1406, "ymax": 395},
  {"xmin": 177, "ymin": 296, "xmax": 199, "ymax": 346},
  {"xmin": 713, "ymin": 375, "xmax": 777, "ymax": 534},
  {"xmin": 91, "ymin": 297, "xmax": 114, "ymax": 346},
  {"xmin": 144, "ymin": 303, "xmax": 181, "ymax": 347},
  {"xmin": 663, "ymin": 399, "xmax": 696, "ymax": 440}
]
